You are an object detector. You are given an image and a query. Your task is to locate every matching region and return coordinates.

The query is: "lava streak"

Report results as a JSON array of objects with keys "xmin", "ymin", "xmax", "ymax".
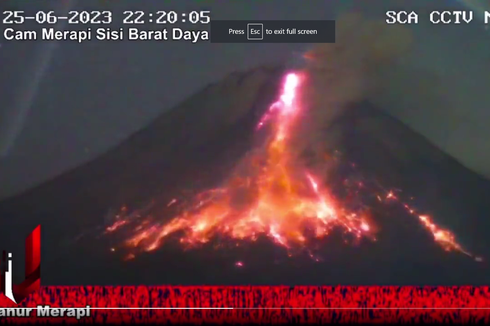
[{"xmin": 106, "ymin": 72, "xmax": 478, "ymax": 262}]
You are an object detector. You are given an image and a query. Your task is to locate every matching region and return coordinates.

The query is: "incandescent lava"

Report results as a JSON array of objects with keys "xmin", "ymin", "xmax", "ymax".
[{"xmin": 105, "ymin": 71, "xmax": 480, "ymax": 263}]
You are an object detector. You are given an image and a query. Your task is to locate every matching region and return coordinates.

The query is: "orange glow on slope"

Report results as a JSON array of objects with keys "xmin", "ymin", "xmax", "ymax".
[{"xmin": 105, "ymin": 72, "xmax": 480, "ymax": 262}]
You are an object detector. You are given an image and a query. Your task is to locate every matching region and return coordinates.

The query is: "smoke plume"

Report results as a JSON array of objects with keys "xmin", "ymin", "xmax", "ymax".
[{"xmin": 289, "ymin": 12, "xmax": 414, "ymax": 159}]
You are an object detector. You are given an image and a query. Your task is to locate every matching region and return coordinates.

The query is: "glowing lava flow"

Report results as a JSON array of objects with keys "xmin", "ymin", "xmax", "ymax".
[{"xmin": 106, "ymin": 72, "xmax": 479, "ymax": 262}]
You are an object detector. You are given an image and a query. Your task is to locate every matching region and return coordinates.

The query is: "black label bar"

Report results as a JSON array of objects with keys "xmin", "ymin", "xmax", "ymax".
[{"xmin": 211, "ymin": 20, "xmax": 335, "ymax": 43}]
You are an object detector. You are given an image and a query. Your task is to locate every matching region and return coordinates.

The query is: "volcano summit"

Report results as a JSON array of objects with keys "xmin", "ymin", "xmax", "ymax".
[{"xmin": 0, "ymin": 63, "xmax": 489, "ymax": 286}]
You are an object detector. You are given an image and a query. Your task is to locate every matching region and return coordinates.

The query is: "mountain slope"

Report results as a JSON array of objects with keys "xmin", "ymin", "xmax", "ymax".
[
  {"xmin": 0, "ymin": 65, "xmax": 285, "ymax": 230},
  {"xmin": 0, "ymin": 65, "xmax": 489, "ymax": 286}
]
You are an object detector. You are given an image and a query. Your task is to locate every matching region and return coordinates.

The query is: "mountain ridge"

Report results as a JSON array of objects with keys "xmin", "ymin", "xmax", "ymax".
[
  {"xmin": 0, "ymin": 65, "xmax": 285, "ymax": 257},
  {"xmin": 0, "ymin": 65, "xmax": 489, "ymax": 285}
]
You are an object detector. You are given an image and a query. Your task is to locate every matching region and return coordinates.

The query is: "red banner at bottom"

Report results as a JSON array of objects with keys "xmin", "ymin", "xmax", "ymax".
[{"xmin": 0, "ymin": 286, "xmax": 489, "ymax": 323}]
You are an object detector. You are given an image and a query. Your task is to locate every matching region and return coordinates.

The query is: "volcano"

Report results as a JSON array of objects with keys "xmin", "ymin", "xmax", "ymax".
[{"xmin": 0, "ymin": 65, "xmax": 489, "ymax": 286}]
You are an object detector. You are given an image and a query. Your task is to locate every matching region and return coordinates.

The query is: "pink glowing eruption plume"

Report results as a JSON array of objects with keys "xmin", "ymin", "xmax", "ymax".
[{"xmin": 105, "ymin": 72, "xmax": 480, "ymax": 262}]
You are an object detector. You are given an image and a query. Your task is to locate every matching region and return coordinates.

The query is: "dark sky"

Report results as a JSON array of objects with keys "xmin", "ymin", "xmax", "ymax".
[{"xmin": 0, "ymin": 0, "xmax": 489, "ymax": 199}]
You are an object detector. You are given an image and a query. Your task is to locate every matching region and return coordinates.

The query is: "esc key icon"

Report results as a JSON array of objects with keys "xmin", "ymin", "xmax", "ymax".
[{"xmin": 247, "ymin": 23, "xmax": 264, "ymax": 40}]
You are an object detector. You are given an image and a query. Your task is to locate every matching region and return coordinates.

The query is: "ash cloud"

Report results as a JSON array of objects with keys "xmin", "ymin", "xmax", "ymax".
[{"xmin": 288, "ymin": 12, "xmax": 415, "ymax": 161}]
